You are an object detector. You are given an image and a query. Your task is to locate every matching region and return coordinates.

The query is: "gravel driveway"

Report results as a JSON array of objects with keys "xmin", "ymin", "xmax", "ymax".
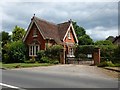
[{"xmin": 13, "ymin": 64, "xmax": 119, "ymax": 79}]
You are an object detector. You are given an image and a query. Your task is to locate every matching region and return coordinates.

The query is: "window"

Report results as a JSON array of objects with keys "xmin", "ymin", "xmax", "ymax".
[
  {"xmin": 69, "ymin": 48, "xmax": 74, "ymax": 55},
  {"xmin": 33, "ymin": 28, "xmax": 37, "ymax": 37},
  {"xmin": 68, "ymin": 31, "xmax": 71, "ymax": 39},
  {"xmin": 29, "ymin": 45, "xmax": 39, "ymax": 56}
]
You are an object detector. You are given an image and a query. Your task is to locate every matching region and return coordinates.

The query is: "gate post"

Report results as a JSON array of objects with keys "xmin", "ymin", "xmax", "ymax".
[
  {"xmin": 60, "ymin": 48, "xmax": 66, "ymax": 64},
  {"xmin": 93, "ymin": 48, "xmax": 100, "ymax": 65}
]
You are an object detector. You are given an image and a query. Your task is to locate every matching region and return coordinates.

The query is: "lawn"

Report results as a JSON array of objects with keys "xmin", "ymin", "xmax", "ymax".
[{"xmin": 0, "ymin": 62, "xmax": 52, "ymax": 69}]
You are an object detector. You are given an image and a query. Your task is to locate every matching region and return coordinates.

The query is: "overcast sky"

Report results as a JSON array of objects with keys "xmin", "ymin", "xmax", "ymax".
[{"xmin": 0, "ymin": 0, "xmax": 119, "ymax": 41}]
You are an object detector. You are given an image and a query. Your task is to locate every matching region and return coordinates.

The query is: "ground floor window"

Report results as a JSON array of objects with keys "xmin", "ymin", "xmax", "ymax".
[
  {"xmin": 29, "ymin": 45, "xmax": 39, "ymax": 56},
  {"xmin": 69, "ymin": 47, "xmax": 74, "ymax": 55}
]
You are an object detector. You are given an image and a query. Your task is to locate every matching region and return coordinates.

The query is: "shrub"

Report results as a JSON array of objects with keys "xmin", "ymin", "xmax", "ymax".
[
  {"xmin": 37, "ymin": 50, "xmax": 45, "ymax": 61},
  {"xmin": 40, "ymin": 57, "xmax": 50, "ymax": 63},
  {"xmin": 3, "ymin": 54, "xmax": 10, "ymax": 63},
  {"xmin": 45, "ymin": 45, "xmax": 63, "ymax": 60},
  {"xmin": 2, "ymin": 40, "xmax": 27, "ymax": 63},
  {"xmin": 97, "ymin": 61, "xmax": 114, "ymax": 67}
]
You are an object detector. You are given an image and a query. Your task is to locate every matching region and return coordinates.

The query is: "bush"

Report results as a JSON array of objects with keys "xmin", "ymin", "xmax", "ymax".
[
  {"xmin": 37, "ymin": 50, "xmax": 45, "ymax": 61},
  {"xmin": 3, "ymin": 54, "xmax": 10, "ymax": 63},
  {"xmin": 97, "ymin": 61, "xmax": 114, "ymax": 67},
  {"xmin": 45, "ymin": 45, "xmax": 63, "ymax": 60},
  {"xmin": 40, "ymin": 57, "xmax": 50, "ymax": 63},
  {"xmin": 2, "ymin": 40, "xmax": 27, "ymax": 63}
]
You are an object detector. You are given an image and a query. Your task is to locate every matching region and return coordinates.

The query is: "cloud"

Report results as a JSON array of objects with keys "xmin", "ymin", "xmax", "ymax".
[
  {"xmin": 86, "ymin": 26, "xmax": 118, "ymax": 41},
  {"xmin": 0, "ymin": 1, "xmax": 118, "ymax": 41}
]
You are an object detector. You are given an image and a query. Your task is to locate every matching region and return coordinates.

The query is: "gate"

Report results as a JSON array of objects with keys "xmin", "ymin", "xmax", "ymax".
[{"xmin": 66, "ymin": 56, "xmax": 94, "ymax": 65}]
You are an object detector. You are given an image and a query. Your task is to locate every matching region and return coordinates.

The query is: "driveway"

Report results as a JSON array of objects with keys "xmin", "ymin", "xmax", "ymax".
[
  {"xmin": 13, "ymin": 64, "xmax": 119, "ymax": 79},
  {"xmin": 1, "ymin": 64, "xmax": 119, "ymax": 88}
]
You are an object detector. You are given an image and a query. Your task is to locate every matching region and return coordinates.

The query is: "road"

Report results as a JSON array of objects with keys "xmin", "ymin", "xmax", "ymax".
[{"xmin": 1, "ymin": 65, "xmax": 119, "ymax": 89}]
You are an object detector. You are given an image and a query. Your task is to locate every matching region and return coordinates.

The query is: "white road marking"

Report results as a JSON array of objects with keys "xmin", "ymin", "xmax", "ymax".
[{"xmin": 0, "ymin": 83, "xmax": 19, "ymax": 89}]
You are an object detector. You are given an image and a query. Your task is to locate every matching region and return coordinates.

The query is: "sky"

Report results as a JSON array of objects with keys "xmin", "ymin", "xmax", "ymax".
[{"xmin": 0, "ymin": 0, "xmax": 119, "ymax": 41}]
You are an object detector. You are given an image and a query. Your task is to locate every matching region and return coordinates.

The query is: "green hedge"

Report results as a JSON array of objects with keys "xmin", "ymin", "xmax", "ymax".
[
  {"xmin": 75, "ymin": 45, "xmax": 119, "ymax": 63},
  {"xmin": 37, "ymin": 45, "xmax": 63, "ymax": 64}
]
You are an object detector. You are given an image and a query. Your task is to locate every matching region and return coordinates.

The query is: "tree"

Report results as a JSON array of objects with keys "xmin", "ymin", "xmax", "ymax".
[
  {"xmin": 106, "ymin": 36, "xmax": 114, "ymax": 42},
  {"xmin": 1, "ymin": 31, "xmax": 11, "ymax": 47},
  {"xmin": 3, "ymin": 40, "xmax": 27, "ymax": 63},
  {"xmin": 94, "ymin": 40, "xmax": 113, "ymax": 45},
  {"xmin": 72, "ymin": 21, "xmax": 94, "ymax": 45},
  {"xmin": 72, "ymin": 21, "xmax": 86, "ymax": 37},
  {"xmin": 78, "ymin": 35, "xmax": 94, "ymax": 45},
  {"xmin": 11, "ymin": 25, "xmax": 26, "ymax": 41}
]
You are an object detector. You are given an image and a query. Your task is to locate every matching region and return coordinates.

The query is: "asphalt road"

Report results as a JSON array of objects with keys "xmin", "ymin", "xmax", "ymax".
[{"xmin": 1, "ymin": 65, "xmax": 119, "ymax": 89}]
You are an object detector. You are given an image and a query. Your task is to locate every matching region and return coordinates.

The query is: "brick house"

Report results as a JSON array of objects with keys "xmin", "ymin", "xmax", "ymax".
[{"xmin": 23, "ymin": 15, "xmax": 78, "ymax": 64}]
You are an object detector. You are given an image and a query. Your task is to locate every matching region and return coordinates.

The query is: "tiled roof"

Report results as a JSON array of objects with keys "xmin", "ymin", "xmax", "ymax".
[
  {"xmin": 112, "ymin": 35, "xmax": 120, "ymax": 43},
  {"xmin": 33, "ymin": 16, "xmax": 71, "ymax": 44}
]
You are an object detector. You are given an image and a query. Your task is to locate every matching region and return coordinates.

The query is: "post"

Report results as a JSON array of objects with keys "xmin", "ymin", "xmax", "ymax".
[{"xmin": 93, "ymin": 48, "xmax": 100, "ymax": 65}]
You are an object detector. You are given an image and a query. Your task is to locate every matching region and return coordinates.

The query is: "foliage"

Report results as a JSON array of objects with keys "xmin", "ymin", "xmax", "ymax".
[
  {"xmin": 112, "ymin": 46, "xmax": 120, "ymax": 63},
  {"xmin": 106, "ymin": 36, "xmax": 114, "ymax": 42},
  {"xmin": 97, "ymin": 61, "xmax": 115, "ymax": 67},
  {"xmin": 78, "ymin": 35, "xmax": 94, "ymax": 45},
  {"xmin": 94, "ymin": 40, "xmax": 113, "ymax": 45},
  {"xmin": 2, "ymin": 63, "xmax": 52, "ymax": 69},
  {"xmin": 72, "ymin": 21, "xmax": 94, "ymax": 45},
  {"xmin": 74, "ymin": 45, "xmax": 94, "ymax": 58},
  {"xmin": 2, "ymin": 31, "xmax": 11, "ymax": 47},
  {"xmin": 36, "ymin": 50, "xmax": 45, "ymax": 61},
  {"xmin": 45, "ymin": 45, "xmax": 63, "ymax": 59},
  {"xmin": 2, "ymin": 40, "xmax": 27, "ymax": 63},
  {"xmin": 40, "ymin": 57, "xmax": 51, "ymax": 63},
  {"xmin": 37, "ymin": 45, "xmax": 63, "ymax": 64},
  {"xmin": 72, "ymin": 21, "xmax": 86, "ymax": 37},
  {"xmin": 11, "ymin": 25, "xmax": 26, "ymax": 41}
]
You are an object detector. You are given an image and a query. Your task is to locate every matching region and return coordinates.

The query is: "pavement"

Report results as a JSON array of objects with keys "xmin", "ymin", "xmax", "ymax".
[{"xmin": 1, "ymin": 64, "xmax": 119, "ymax": 89}]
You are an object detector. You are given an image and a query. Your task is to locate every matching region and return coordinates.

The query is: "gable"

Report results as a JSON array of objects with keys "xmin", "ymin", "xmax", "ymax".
[
  {"xmin": 63, "ymin": 23, "xmax": 78, "ymax": 44},
  {"xmin": 23, "ymin": 16, "xmax": 78, "ymax": 45},
  {"xmin": 64, "ymin": 28, "xmax": 76, "ymax": 43}
]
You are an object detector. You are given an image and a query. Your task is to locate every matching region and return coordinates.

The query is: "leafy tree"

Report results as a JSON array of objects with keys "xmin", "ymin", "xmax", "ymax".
[
  {"xmin": 3, "ymin": 40, "xmax": 27, "ymax": 63},
  {"xmin": 1, "ymin": 31, "xmax": 11, "ymax": 47},
  {"xmin": 106, "ymin": 36, "xmax": 114, "ymax": 42},
  {"xmin": 72, "ymin": 21, "xmax": 94, "ymax": 45},
  {"xmin": 11, "ymin": 25, "xmax": 26, "ymax": 41},
  {"xmin": 78, "ymin": 35, "xmax": 94, "ymax": 45},
  {"xmin": 94, "ymin": 40, "xmax": 113, "ymax": 45},
  {"xmin": 72, "ymin": 21, "xmax": 86, "ymax": 37}
]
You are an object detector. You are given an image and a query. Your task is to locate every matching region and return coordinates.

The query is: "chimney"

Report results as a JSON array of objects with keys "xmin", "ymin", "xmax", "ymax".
[
  {"xmin": 31, "ymin": 14, "xmax": 35, "ymax": 21},
  {"xmin": 68, "ymin": 19, "xmax": 72, "ymax": 23}
]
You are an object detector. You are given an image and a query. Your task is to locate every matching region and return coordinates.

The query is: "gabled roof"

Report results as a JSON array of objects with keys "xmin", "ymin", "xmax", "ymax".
[
  {"xmin": 112, "ymin": 35, "xmax": 120, "ymax": 44},
  {"xmin": 23, "ymin": 16, "xmax": 78, "ymax": 44},
  {"xmin": 58, "ymin": 22, "xmax": 71, "ymax": 41}
]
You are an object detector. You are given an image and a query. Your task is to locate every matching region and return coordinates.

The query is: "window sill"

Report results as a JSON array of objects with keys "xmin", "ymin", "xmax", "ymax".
[
  {"xmin": 68, "ymin": 37, "xmax": 71, "ymax": 40},
  {"xmin": 33, "ymin": 35, "xmax": 38, "ymax": 37}
]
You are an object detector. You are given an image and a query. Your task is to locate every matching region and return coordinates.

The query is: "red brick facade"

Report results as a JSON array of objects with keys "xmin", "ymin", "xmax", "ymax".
[
  {"xmin": 23, "ymin": 16, "xmax": 78, "ymax": 63},
  {"xmin": 24, "ymin": 23, "xmax": 45, "ymax": 50}
]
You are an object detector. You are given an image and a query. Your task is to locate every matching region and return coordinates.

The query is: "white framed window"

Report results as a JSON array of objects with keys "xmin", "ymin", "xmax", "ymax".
[
  {"xmin": 69, "ymin": 48, "xmax": 74, "ymax": 55},
  {"xmin": 33, "ymin": 28, "xmax": 38, "ymax": 37},
  {"xmin": 68, "ymin": 31, "xmax": 71, "ymax": 39},
  {"xmin": 29, "ymin": 45, "xmax": 39, "ymax": 56}
]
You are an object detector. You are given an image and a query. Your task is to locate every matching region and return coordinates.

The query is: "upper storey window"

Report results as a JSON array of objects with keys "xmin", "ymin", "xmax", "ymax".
[
  {"xmin": 33, "ymin": 27, "xmax": 37, "ymax": 37},
  {"xmin": 68, "ymin": 30, "xmax": 71, "ymax": 39}
]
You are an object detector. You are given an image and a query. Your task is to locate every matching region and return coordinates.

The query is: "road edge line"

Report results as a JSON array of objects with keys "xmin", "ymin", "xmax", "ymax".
[{"xmin": 0, "ymin": 83, "xmax": 19, "ymax": 89}]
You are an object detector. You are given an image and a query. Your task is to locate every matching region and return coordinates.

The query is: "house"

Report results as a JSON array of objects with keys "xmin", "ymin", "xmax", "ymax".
[
  {"xmin": 23, "ymin": 15, "xmax": 78, "ymax": 64},
  {"xmin": 112, "ymin": 35, "xmax": 120, "ymax": 45}
]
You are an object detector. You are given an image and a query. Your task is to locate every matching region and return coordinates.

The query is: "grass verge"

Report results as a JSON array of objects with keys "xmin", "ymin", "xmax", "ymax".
[{"xmin": 1, "ymin": 62, "xmax": 53, "ymax": 69}]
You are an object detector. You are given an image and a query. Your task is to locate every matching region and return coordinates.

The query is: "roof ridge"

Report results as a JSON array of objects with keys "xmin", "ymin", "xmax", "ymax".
[
  {"xmin": 34, "ymin": 16, "xmax": 57, "ymax": 26},
  {"xmin": 57, "ymin": 21, "xmax": 70, "ymax": 25}
]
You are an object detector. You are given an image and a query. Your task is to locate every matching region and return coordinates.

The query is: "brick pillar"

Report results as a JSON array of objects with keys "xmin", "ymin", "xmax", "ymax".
[
  {"xmin": 93, "ymin": 48, "xmax": 100, "ymax": 65},
  {"xmin": 60, "ymin": 47, "xmax": 66, "ymax": 64}
]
